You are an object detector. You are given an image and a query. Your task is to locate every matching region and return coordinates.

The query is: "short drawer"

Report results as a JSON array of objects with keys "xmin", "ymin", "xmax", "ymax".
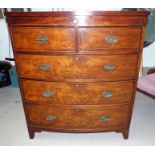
[
  {"xmin": 26, "ymin": 104, "xmax": 129, "ymax": 129},
  {"xmin": 11, "ymin": 27, "xmax": 75, "ymax": 51},
  {"xmin": 79, "ymin": 27, "xmax": 142, "ymax": 50},
  {"xmin": 16, "ymin": 54, "xmax": 138, "ymax": 81},
  {"xmin": 21, "ymin": 79, "xmax": 135, "ymax": 105}
]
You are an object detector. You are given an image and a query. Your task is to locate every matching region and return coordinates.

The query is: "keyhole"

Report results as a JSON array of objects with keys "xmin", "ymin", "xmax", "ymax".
[
  {"xmin": 76, "ymin": 84, "xmax": 79, "ymax": 88},
  {"xmin": 75, "ymin": 56, "xmax": 79, "ymax": 61},
  {"xmin": 110, "ymin": 30, "xmax": 113, "ymax": 34}
]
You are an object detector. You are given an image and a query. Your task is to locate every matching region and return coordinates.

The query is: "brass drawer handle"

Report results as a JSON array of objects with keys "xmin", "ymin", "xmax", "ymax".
[
  {"xmin": 40, "ymin": 64, "xmax": 50, "ymax": 71},
  {"xmin": 104, "ymin": 64, "xmax": 115, "ymax": 71},
  {"xmin": 105, "ymin": 36, "xmax": 118, "ymax": 44},
  {"xmin": 101, "ymin": 91, "xmax": 112, "ymax": 98},
  {"xmin": 100, "ymin": 115, "xmax": 109, "ymax": 122},
  {"xmin": 42, "ymin": 91, "xmax": 54, "ymax": 97},
  {"xmin": 46, "ymin": 115, "xmax": 56, "ymax": 121},
  {"xmin": 36, "ymin": 36, "xmax": 48, "ymax": 43}
]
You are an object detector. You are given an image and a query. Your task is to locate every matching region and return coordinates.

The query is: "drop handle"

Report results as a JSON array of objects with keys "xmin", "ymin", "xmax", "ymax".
[
  {"xmin": 46, "ymin": 115, "xmax": 56, "ymax": 121},
  {"xmin": 101, "ymin": 91, "xmax": 112, "ymax": 98},
  {"xmin": 42, "ymin": 91, "xmax": 54, "ymax": 97},
  {"xmin": 104, "ymin": 64, "xmax": 115, "ymax": 71},
  {"xmin": 100, "ymin": 115, "xmax": 109, "ymax": 122},
  {"xmin": 40, "ymin": 64, "xmax": 50, "ymax": 71},
  {"xmin": 105, "ymin": 36, "xmax": 118, "ymax": 44},
  {"xmin": 36, "ymin": 36, "xmax": 48, "ymax": 43}
]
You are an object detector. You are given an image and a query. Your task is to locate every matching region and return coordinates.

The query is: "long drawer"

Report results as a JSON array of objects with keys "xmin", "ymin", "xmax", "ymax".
[
  {"xmin": 79, "ymin": 27, "xmax": 141, "ymax": 50},
  {"xmin": 21, "ymin": 79, "xmax": 134, "ymax": 105},
  {"xmin": 11, "ymin": 27, "xmax": 75, "ymax": 51},
  {"xmin": 16, "ymin": 54, "xmax": 138, "ymax": 81},
  {"xmin": 26, "ymin": 104, "xmax": 129, "ymax": 129}
]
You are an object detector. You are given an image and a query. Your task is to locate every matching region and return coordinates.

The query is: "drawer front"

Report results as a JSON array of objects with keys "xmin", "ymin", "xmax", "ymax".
[
  {"xmin": 26, "ymin": 104, "xmax": 129, "ymax": 129},
  {"xmin": 11, "ymin": 27, "xmax": 75, "ymax": 51},
  {"xmin": 21, "ymin": 80, "xmax": 134, "ymax": 105},
  {"xmin": 16, "ymin": 54, "xmax": 138, "ymax": 81},
  {"xmin": 79, "ymin": 27, "xmax": 141, "ymax": 50}
]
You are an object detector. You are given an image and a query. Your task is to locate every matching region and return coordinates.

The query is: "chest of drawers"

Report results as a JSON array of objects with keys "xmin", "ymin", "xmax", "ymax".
[{"xmin": 5, "ymin": 11, "xmax": 149, "ymax": 139}]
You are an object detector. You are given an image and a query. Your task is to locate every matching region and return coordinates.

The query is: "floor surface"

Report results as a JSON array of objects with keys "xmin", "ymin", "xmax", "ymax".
[{"xmin": 0, "ymin": 86, "xmax": 155, "ymax": 146}]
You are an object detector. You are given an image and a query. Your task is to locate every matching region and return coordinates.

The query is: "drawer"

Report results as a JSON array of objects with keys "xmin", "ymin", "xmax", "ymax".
[
  {"xmin": 11, "ymin": 27, "xmax": 75, "ymax": 51},
  {"xmin": 26, "ymin": 104, "xmax": 129, "ymax": 129},
  {"xmin": 21, "ymin": 79, "xmax": 134, "ymax": 105},
  {"xmin": 79, "ymin": 27, "xmax": 142, "ymax": 50},
  {"xmin": 16, "ymin": 54, "xmax": 138, "ymax": 81}
]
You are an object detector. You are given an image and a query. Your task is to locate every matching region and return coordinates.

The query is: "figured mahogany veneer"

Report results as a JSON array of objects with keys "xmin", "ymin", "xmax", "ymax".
[
  {"xmin": 26, "ymin": 104, "xmax": 129, "ymax": 129},
  {"xmin": 5, "ymin": 11, "xmax": 149, "ymax": 139},
  {"xmin": 16, "ymin": 54, "xmax": 138, "ymax": 81},
  {"xmin": 12, "ymin": 27, "xmax": 141, "ymax": 51},
  {"xmin": 12, "ymin": 27, "xmax": 75, "ymax": 51},
  {"xmin": 21, "ymin": 79, "xmax": 135, "ymax": 105},
  {"xmin": 79, "ymin": 27, "xmax": 141, "ymax": 50}
]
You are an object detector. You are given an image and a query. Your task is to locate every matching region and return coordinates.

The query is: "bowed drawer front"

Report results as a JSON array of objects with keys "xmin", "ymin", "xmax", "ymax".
[
  {"xmin": 21, "ymin": 79, "xmax": 134, "ymax": 105},
  {"xmin": 26, "ymin": 104, "xmax": 130, "ymax": 130},
  {"xmin": 5, "ymin": 11, "xmax": 149, "ymax": 139},
  {"xmin": 16, "ymin": 54, "xmax": 138, "ymax": 81}
]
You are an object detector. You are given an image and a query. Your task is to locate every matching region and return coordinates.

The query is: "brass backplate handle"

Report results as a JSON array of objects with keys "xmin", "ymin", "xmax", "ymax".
[
  {"xmin": 40, "ymin": 64, "xmax": 50, "ymax": 71},
  {"xmin": 105, "ymin": 36, "xmax": 118, "ymax": 44},
  {"xmin": 36, "ymin": 36, "xmax": 48, "ymax": 43},
  {"xmin": 100, "ymin": 115, "xmax": 109, "ymax": 121},
  {"xmin": 42, "ymin": 90, "xmax": 54, "ymax": 97},
  {"xmin": 46, "ymin": 115, "xmax": 56, "ymax": 121},
  {"xmin": 101, "ymin": 91, "xmax": 112, "ymax": 98},
  {"xmin": 104, "ymin": 64, "xmax": 115, "ymax": 71}
]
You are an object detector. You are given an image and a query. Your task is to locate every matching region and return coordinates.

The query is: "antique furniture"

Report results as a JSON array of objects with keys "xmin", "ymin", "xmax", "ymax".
[{"xmin": 5, "ymin": 11, "xmax": 149, "ymax": 139}]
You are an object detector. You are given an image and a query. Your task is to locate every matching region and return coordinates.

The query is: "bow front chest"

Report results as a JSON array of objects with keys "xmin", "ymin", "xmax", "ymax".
[{"xmin": 5, "ymin": 11, "xmax": 149, "ymax": 139}]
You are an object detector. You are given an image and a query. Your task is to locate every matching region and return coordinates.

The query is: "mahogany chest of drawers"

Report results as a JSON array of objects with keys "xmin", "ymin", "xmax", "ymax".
[{"xmin": 5, "ymin": 11, "xmax": 149, "ymax": 139}]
